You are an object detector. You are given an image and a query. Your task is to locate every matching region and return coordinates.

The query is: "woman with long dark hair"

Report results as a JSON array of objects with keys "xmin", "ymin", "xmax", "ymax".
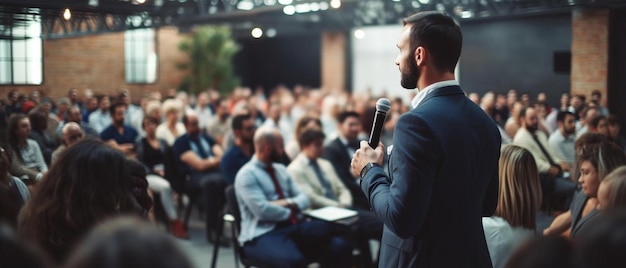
[
  {"xmin": 18, "ymin": 139, "xmax": 147, "ymax": 264},
  {"xmin": 28, "ymin": 110, "xmax": 58, "ymax": 166},
  {"xmin": 7, "ymin": 114, "xmax": 47, "ymax": 182}
]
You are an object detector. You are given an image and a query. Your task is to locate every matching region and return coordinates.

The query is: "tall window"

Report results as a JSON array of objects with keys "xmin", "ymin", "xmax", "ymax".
[
  {"xmin": 125, "ymin": 28, "xmax": 157, "ymax": 84},
  {"xmin": 0, "ymin": 20, "xmax": 43, "ymax": 85}
]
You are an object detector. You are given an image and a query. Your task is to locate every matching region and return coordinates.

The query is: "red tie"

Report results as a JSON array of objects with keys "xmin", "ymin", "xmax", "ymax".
[{"xmin": 265, "ymin": 166, "xmax": 298, "ymax": 225}]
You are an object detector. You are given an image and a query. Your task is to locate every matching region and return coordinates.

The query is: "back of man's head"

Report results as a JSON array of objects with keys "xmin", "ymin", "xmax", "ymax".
[{"xmin": 402, "ymin": 11, "xmax": 462, "ymax": 73}]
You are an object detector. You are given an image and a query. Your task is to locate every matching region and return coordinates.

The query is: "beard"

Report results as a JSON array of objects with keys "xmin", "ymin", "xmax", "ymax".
[
  {"xmin": 526, "ymin": 124, "xmax": 538, "ymax": 133},
  {"xmin": 400, "ymin": 55, "xmax": 420, "ymax": 89}
]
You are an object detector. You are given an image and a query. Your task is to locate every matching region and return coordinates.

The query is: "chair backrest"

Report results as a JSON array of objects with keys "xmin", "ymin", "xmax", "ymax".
[{"xmin": 225, "ymin": 185, "xmax": 241, "ymax": 232}]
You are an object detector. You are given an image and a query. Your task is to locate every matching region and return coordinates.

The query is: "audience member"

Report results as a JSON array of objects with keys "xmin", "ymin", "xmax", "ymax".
[
  {"xmin": 195, "ymin": 92, "xmax": 213, "ymax": 131},
  {"xmin": 135, "ymin": 116, "xmax": 188, "ymax": 239},
  {"xmin": 65, "ymin": 217, "xmax": 193, "ymax": 268},
  {"xmin": 548, "ymin": 111, "xmax": 577, "ymax": 168},
  {"xmin": 156, "ymin": 99, "xmax": 185, "ymax": 146},
  {"xmin": 27, "ymin": 110, "xmax": 57, "ymax": 166},
  {"xmin": 57, "ymin": 106, "xmax": 98, "ymax": 138},
  {"xmin": 220, "ymin": 113, "xmax": 256, "ymax": 185},
  {"xmin": 172, "ymin": 112, "xmax": 226, "ymax": 244},
  {"xmin": 285, "ymin": 115, "xmax": 322, "ymax": 160},
  {"xmin": 483, "ymin": 145, "xmax": 542, "ymax": 268},
  {"xmin": 234, "ymin": 127, "xmax": 351, "ymax": 267},
  {"xmin": 51, "ymin": 122, "xmax": 84, "ymax": 165},
  {"xmin": 597, "ymin": 166, "xmax": 626, "ymax": 212},
  {"xmin": 606, "ymin": 115, "xmax": 625, "ymax": 150},
  {"xmin": 513, "ymin": 106, "xmax": 575, "ymax": 210},
  {"xmin": 206, "ymin": 98, "xmax": 231, "ymax": 146},
  {"xmin": 576, "ymin": 106, "xmax": 600, "ymax": 138},
  {"xmin": 568, "ymin": 94, "xmax": 585, "ymax": 121},
  {"xmin": 575, "ymin": 211, "xmax": 626, "ymax": 268},
  {"xmin": 133, "ymin": 99, "xmax": 161, "ymax": 139},
  {"xmin": 18, "ymin": 139, "xmax": 148, "ymax": 264},
  {"xmin": 0, "ymin": 145, "xmax": 30, "ymax": 228},
  {"xmin": 322, "ymin": 111, "xmax": 368, "ymax": 210},
  {"xmin": 100, "ymin": 102, "xmax": 139, "ymax": 156},
  {"xmin": 118, "ymin": 90, "xmax": 141, "ymax": 126},
  {"xmin": 7, "ymin": 114, "xmax": 47, "ymax": 183},
  {"xmin": 558, "ymin": 92, "xmax": 570, "ymax": 112},
  {"xmin": 590, "ymin": 89, "xmax": 609, "ymax": 116},
  {"xmin": 588, "ymin": 115, "xmax": 608, "ymax": 136},
  {"xmin": 88, "ymin": 95, "xmax": 112, "ymax": 134},
  {"xmin": 543, "ymin": 134, "xmax": 626, "ymax": 238},
  {"xmin": 505, "ymin": 101, "xmax": 523, "ymax": 139}
]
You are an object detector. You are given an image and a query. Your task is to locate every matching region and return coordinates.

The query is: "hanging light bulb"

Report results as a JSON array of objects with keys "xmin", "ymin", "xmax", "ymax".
[
  {"xmin": 330, "ymin": 0, "xmax": 341, "ymax": 9},
  {"xmin": 63, "ymin": 8, "xmax": 71, "ymax": 20}
]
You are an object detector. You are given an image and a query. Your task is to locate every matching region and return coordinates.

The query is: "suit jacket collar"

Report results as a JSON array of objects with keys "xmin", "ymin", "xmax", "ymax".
[{"xmin": 417, "ymin": 85, "xmax": 464, "ymax": 108}]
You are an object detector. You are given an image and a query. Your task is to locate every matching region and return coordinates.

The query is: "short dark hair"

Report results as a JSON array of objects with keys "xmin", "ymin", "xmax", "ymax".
[
  {"xmin": 556, "ymin": 111, "xmax": 575, "ymax": 123},
  {"xmin": 590, "ymin": 115, "xmax": 607, "ymax": 129},
  {"xmin": 298, "ymin": 128, "xmax": 325, "ymax": 147},
  {"xmin": 142, "ymin": 116, "xmax": 160, "ymax": 129},
  {"xmin": 518, "ymin": 106, "xmax": 532, "ymax": 120},
  {"xmin": 337, "ymin": 111, "xmax": 361, "ymax": 124},
  {"xmin": 607, "ymin": 115, "xmax": 620, "ymax": 126},
  {"xmin": 109, "ymin": 102, "xmax": 126, "ymax": 115},
  {"xmin": 231, "ymin": 113, "xmax": 252, "ymax": 130},
  {"xmin": 591, "ymin": 89, "xmax": 602, "ymax": 97},
  {"xmin": 403, "ymin": 11, "xmax": 462, "ymax": 73}
]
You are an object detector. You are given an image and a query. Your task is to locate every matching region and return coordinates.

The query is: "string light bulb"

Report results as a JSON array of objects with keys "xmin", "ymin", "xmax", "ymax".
[{"xmin": 63, "ymin": 8, "xmax": 71, "ymax": 20}]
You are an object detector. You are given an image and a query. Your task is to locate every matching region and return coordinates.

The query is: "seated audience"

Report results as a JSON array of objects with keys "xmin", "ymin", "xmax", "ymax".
[
  {"xmin": 323, "ymin": 111, "xmax": 369, "ymax": 210},
  {"xmin": 135, "ymin": 116, "xmax": 188, "ymax": 239},
  {"xmin": 543, "ymin": 134, "xmax": 626, "ymax": 238},
  {"xmin": 588, "ymin": 115, "xmax": 608, "ymax": 136},
  {"xmin": 548, "ymin": 111, "xmax": 577, "ymax": 168},
  {"xmin": 597, "ymin": 166, "xmax": 626, "ymax": 212},
  {"xmin": 220, "ymin": 113, "xmax": 256, "ymax": 185},
  {"xmin": 576, "ymin": 106, "xmax": 600, "ymax": 138},
  {"xmin": 173, "ymin": 112, "xmax": 226, "ymax": 244},
  {"xmin": 606, "ymin": 115, "xmax": 625, "ymax": 150},
  {"xmin": 482, "ymin": 145, "xmax": 542, "ymax": 268},
  {"xmin": 235, "ymin": 127, "xmax": 351, "ymax": 267},
  {"xmin": 51, "ymin": 122, "xmax": 84, "ymax": 165},
  {"xmin": 88, "ymin": 95, "xmax": 111, "ymax": 134},
  {"xmin": 206, "ymin": 98, "xmax": 231, "ymax": 146},
  {"xmin": 64, "ymin": 217, "xmax": 193, "ymax": 268},
  {"xmin": 513, "ymin": 106, "xmax": 575, "ymax": 210},
  {"xmin": 28, "ymin": 110, "xmax": 58, "ymax": 166},
  {"xmin": 504, "ymin": 101, "xmax": 523, "ymax": 139},
  {"xmin": 0, "ymin": 145, "xmax": 30, "ymax": 228},
  {"xmin": 156, "ymin": 99, "xmax": 185, "ymax": 146},
  {"xmin": 285, "ymin": 115, "xmax": 322, "ymax": 160},
  {"xmin": 18, "ymin": 139, "xmax": 150, "ymax": 264},
  {"xmin": 100, "ymin": 102, "xmax": 138, "ymax": 156},
  {"xmin": 7, "ymin": 114, "xmax": 47, "ymax": 182},
  {"xmin": 56, "ymin": 106, "xmax": 98, "ymax": 138}
]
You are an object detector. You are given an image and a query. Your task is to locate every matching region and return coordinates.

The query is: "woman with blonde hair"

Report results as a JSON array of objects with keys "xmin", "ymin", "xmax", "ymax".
[
  {"xmin": 598, "ymin": 166, "xmax": 626, "ymax": 212},
  {"xmin": 483, "ymin": 145, "xmax": 542, "ymax": 268},
  {"xmin": 156, "ymin": 99, "xmax": 185, "ymax": 146}
]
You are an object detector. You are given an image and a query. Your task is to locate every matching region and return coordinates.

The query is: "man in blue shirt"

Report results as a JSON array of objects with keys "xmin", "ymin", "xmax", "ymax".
[
  {"xmin": 100, "ymin": 102, "xmax": 138, "ymax": 156},
  {"xmin": 173, "ymin": 112, "xmax": 226, "ymax": 244},
  {"xmin": 221, "ymin": 113, "xmax": 256, "ymax": 185},
  {"xmin": 235, "ymin": 127, "xmax": 351, "ymax": 267}
]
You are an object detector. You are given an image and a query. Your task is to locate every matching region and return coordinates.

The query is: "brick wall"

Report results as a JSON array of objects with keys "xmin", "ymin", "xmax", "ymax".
[
  {"xmin": 0, "ymin": 26, "xmax": 188, "ymax": 102},
  {"xmin": 571, "ymin": 8, "xmax": 609, "ymax": 105},
  {"xmin": 321, "ymin": 31, "xmax": 346, "ymax": 92}
]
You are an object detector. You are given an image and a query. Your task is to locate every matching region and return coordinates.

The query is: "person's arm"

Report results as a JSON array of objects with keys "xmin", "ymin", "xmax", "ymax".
[
  {"xmin": 357, "ymin": 113, "xmax": 441, "ymax": 239},
  {"xmin": 543, "ymin": 211, "xmax": 572, "ymax": 236},
  {"xmin": 10, "ymin": 152, "xmax": 40, "ymax": 181},
  {"xmin": 29, "ymin": 141, "xmax": 48, "ymax": 173},
  {"xmin": 235, "ymin": 168, "xmax": 291, "ymax": 221},
  {"xmin": 180, "ymin": 151, "xmax": 219, "ymax": 171},
  {"xmin": 280, "ymin": 166, "xmax": 310, "ymax": 212}
]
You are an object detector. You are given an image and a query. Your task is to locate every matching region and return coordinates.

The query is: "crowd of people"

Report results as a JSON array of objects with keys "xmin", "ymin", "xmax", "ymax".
[{"xmin": 2, "ymin": 8, "xmax": 626, "ymax": 268}]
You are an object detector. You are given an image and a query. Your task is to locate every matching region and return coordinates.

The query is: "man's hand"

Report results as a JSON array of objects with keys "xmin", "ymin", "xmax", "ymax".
[
  {"xmin": 548, "ymin": 166, "xmax": 561, "ymax": 177},
  {"xmin": 350, "ymin": 141, "xmax": 384, "ymax": 179}
]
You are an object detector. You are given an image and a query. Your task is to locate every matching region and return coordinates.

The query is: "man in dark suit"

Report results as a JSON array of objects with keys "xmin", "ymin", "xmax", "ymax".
[
  {"xmin": 351, "ymin": 11, "xmax": 501, "ymax": 267},
  {"xmin": 322, "ymin": 111, "xmax": 370, "ymax": 210}
]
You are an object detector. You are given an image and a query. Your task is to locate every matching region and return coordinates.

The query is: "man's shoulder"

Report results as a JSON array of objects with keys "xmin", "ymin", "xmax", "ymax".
[{"xmin": 172, "ymin": 134, "xmax": 190, "ymax": 148}]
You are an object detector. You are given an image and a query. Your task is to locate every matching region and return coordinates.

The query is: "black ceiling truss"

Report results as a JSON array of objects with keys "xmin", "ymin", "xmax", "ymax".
[{"xmin": 1, "ymin": 0, "xmax": 626, "ymax": 40}]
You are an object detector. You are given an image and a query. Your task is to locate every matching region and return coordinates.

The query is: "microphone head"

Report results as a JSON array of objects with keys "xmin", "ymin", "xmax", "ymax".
[{"xmin": 376, "ymin": 98, "xmax": 392, "ymax": 113}]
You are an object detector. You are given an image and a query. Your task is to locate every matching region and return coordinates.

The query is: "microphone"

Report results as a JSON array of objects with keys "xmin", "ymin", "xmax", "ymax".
[{"xmin": 368, "ymin": 98, "xmax": 392, "ymax": 149}]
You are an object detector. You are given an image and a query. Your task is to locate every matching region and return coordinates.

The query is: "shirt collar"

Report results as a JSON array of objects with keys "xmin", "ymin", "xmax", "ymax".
[{"xmin": 411, "ymin": 80, "xmax": 459, "ymax": 109}]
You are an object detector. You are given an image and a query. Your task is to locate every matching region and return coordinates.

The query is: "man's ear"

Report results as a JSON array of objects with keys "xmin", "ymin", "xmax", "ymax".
[{"xmin": 415, "ymin": 46, "xmax": 425, "ymax": 66}]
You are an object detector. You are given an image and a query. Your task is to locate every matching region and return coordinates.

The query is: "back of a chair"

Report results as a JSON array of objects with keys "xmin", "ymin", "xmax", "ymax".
[{"xmin": 225, "ymin": 185, "xmax": 241, "ymax": 232}]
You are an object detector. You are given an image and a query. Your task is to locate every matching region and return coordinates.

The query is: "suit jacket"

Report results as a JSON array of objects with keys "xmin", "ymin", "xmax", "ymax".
[
  {"xmin": 287, "ymin": 153, "xmax": 352, "ymax": 209},
  {"xmin": 361, "ymin": 85, "xmax": 500, "ymax": 267},
  {"xmin": 513, "ymin": 127, "xmax": 563, "ymax": 174},
  {"xmin": 323, "ymin": 138, "xmax": 369, "ymax": 209}
]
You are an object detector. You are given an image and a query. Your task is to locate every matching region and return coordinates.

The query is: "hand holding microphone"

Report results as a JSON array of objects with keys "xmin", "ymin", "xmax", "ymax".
[{"xmin": 350, "ymin": 98, "xmax": 391, "ymax": 178}]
